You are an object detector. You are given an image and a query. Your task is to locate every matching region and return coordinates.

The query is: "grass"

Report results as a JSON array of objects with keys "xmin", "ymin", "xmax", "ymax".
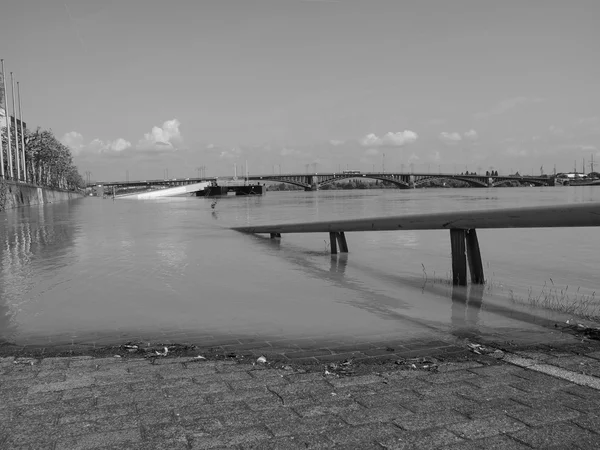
[
  {"xmin": 508, "ymin": 279, "xmax": 600, "ymax": 323},
  {"xmin": 420, "ymin": 265, "xmax": 600, "ymax": 323}
]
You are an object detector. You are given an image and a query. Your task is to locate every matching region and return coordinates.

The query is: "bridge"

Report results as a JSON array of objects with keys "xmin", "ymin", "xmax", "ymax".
[{"xmin": 89, "ymin": 172, "xmax": 554, "ymax": 191}]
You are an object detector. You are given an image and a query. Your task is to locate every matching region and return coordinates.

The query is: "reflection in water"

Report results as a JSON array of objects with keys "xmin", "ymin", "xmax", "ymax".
[
  {"xmin": 0, "ymin": 202, "xmax": 80, "ymax": 343},
  {"xmin": 451, "ymin": 285, "xmax": 484, "ymax": 338},
  {"xmin": 329, "ymin": 254, "xmax": 348, "ymax": 276}
]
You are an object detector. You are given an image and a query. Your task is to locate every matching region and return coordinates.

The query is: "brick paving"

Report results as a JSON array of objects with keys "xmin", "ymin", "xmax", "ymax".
[{"xmin": 2, "ymin": 334, "xmax": 600, "ymax": 449}]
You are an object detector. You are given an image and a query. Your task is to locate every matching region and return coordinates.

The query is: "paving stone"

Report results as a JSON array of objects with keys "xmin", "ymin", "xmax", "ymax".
[
  {"xmin": 440, "ymin": 434, "xmax": 531, "ymax": 449},
  {"xmin": 266, "ymin": 414, "xmax": 346, "ymax": 437},
  {"xmin": 187, "ymin": 425, "xmax": 273, "ymax": 448},
  {"xmin": 401, "ymin": 395, "xmax": 477, "ymax": 414},
  {"xmin": 55, "ymin": 428, "xmax": 142, "ymax": 450},
  {"xmin": 174, "ymin": 401, "xmax": 252, "ymax": 422},
  {"xmin": 216, "ymin": 408, "xmax": 300, "ymax": 428},
  {"xmin": 165, "ymin": 382, "xmax": 230, "ymax": 397},
  {"xmin": 571, "ymin": 412, "xmax": 600, "ymax": 433},
  {"xmin": 513, "ymin": 390, "xmax": 600, "ymax": 414},
  {"xmin": 354, "ymin": 389, "xmax": 422, "ymax": 408},
  {"xmin": 240, "ymin": 433, "xmax": 333, "ymax": 449},
  {"xmin": 394, "ymin": 409, "xmax": 468, "ymax": 431},
  {"xmin": 421, "ymin": 370, "xmax": 480, "ymax": 384},
  {"xmin": 247, "ymin": 368, "xmax": 289, "ymax": 379},
  {"xmin": 506, "ymin": 403, "xmax": 580, "ymax": 426},
  {"xmin": 59, "ymin": 404, "xmax": 136, "ymax": 425},
  {"xmin": 452, "ymin": 397, "xmax": 529, "ymax": 419},
  {"xmin": 328, "ymin": 374, "xmax": 385, "ymax": 388},
  {"xmin": 292, "ymin": 398, "xmax": 363, "ymax": 418},
  {"xmin": 509, "ymin": 421, "xmax": 599, "ymax": 448},
  {"xmin": 228, "ymin": 377, "xmax": 288, "ymax": 390},
  {"xmin": 436, "ymin": 361, "xmax": 483, "ymax": 372},
  {"xmin": 509, "ymin": 377, "xmax": 574, "ymax": 394},
  {"xmin": 326, "ymin": 423, "xmax": 404, "ymax": 445},
  {"xmin": 446, "ymin": 414, "xmax": 527, "ymax": 440},
  {"xmin": 339, "ymin": 405, "xmax": 413, "ymax": 425},
  {"xmin": 415, "ymin": 381, "xmax": 478, "ymax": 397},
  {"xmin": 459, "ymin": 384, "xmax": 526, "ymax": 401},
  {"xmin": 378, "ymin": 427, "xmax": 464, "ymax": 449},
  {"xmin": 466, "ymin": 365, "xmax": 527, "ymax": 378},
  {"xmin": 284, "ymin": 372, "xmax": 326, "ymax": 384}
]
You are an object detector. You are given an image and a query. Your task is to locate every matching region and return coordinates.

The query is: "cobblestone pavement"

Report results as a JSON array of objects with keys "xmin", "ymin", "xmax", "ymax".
[{"xmin": 2, "ymin": 335, "xmax": 600, "ymax": 449}]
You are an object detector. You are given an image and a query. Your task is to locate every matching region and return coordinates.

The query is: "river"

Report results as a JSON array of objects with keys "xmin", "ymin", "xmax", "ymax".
[{"xmin": 1, "ymin": 186, "xmax": 599, "ymax": 349}]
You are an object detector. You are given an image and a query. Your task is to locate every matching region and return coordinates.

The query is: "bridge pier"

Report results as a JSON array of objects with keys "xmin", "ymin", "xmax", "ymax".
[{"xmin": 450, "ymin": 228, "xmax": 485, "ymax": 286}]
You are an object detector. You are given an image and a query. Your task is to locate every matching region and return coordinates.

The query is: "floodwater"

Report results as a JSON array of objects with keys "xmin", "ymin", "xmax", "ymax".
[{"xmin": 1, "ymin": 186, "xmax": 599, "ymax": 348}]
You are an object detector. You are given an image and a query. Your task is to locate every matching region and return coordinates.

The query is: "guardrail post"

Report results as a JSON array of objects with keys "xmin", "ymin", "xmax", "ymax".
[
  {"xmin": 336, "ymin": 232, "xmax": 349, "ymax": 253},
  {"xmin": 450, "ymin": 229, "xmax": 467, "ymax": 286},
  {"xmin": 329, "ymin": 232, "xmax": 338, "ymax": 254},
  {"xmin": 466, "ymin": 229, "xmax": 485, "ymax": 284}
]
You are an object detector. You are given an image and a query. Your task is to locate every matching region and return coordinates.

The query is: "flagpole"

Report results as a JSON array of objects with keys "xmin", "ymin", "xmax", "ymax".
[
  {"xmin": 0, "ymin": 60, "xmax": 4, "ymax": 179},
  {"xmin": 17, "ymin": 81, "xmax": 26, "ymax": 183},
  {"xmin": 11, "ymin": 72, "xmax": 21, "ymax": 181},
  {"xmin": 2, "ymin": 61, "xmax": 12, "ymax": 179}
]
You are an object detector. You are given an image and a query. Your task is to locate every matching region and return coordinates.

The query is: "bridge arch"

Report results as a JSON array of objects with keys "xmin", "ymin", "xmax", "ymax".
[
  {"xmin": 318, "ymin": 175, "xmax": 410, "ymax": 189},
  {"xmin": 255, "ymin": 176, "xmax": 311, "ymax": 190},
  {"xmin": 413, "ymin": 176, "xmax": 489, "ymax": 188}
]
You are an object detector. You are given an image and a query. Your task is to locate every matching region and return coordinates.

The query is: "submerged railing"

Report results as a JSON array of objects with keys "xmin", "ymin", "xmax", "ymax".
[{"xmin": 232, "ymin": 202, "xmax": 600, "ymax": 286}]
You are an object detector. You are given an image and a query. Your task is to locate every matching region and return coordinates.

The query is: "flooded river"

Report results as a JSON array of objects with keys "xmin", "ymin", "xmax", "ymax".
[{"xmin": 1, "ymin": 186, "xmax": 599, "ymax": 348}]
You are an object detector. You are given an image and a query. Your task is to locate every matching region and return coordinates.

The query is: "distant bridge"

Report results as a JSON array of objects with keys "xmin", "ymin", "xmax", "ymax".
[{"xmin": 89, "ymin": 172, "xmax": 555, "ymax": 191}]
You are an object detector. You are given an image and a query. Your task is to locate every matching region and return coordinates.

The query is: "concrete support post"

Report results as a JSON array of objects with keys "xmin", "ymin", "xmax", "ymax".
[
  {"xmin": 329, "ymin": 232, "xmax": 338, "ymax": 254},
  {"xmin": 450, "ymin": 229, "xmax": 468, "ymax": 286},
  {"xmin": 336, "ymin": 232, "xmax": 349, "ymax": 253},
  {"xmin": 465, "ymin": 229, "xmax": 485, "ymax": 284},
  {"xmin": 270, "ymin": 233, "xmax": 281, "ymax": 239}
]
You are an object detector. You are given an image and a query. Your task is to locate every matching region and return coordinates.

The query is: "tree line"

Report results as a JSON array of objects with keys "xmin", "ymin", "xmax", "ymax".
[{"xmin": 1, "ymin": 125, "xmax": 84, "ymax": 190}]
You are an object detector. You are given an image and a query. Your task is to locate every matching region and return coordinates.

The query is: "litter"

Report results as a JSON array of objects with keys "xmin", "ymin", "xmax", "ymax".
[{"xmin": 257, "ymin": 356, "xmax": 267, "ymax": 364}]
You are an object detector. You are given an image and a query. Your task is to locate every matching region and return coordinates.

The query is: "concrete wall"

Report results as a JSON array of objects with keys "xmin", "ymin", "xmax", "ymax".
[{"xmin": 0, "ymin": 180, "xmax": 83, "ymax": 212}]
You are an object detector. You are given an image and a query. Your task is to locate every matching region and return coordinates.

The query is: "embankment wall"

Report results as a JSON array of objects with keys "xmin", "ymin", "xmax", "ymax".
[{"xmin": 0, "ymin": 180, "xmax": 83, "ymax": 212}]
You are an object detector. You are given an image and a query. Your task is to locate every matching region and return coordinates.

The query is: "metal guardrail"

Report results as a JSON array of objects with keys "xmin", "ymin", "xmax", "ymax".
[{"xmin": 232, "ymin": 202, "xmax": 600, "ymax": 286}]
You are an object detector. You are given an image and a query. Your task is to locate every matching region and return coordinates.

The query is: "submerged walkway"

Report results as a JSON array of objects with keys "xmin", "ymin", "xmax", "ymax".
[{"xmin": 2, "ymin": 331, "xmax": 600, "ymax": 449}]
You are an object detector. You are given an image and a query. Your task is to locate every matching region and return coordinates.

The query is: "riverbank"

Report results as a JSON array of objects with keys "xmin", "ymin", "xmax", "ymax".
[
  {"xmin": 2, "ymin": 330, "xmax": 600, "ymax": 449},
  {"xmin": 0, "ymin": 179, "xmax": 83, "ymax": 212}
]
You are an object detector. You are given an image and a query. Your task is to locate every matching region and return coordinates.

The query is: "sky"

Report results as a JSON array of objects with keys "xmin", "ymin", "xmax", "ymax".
[{"xmin": 1, "ymin": 0, "xmax": 599, "ymax": 181}]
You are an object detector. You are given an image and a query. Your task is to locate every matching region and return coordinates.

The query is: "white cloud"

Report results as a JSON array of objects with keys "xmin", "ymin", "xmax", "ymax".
[
  {"xmin": 359, "ymin": 133, "xmax": 382, "ymax": 147},
  {"xmin": 329, "ymin": 139, "xmax": 344, "ymax": 146},
  {"xmin": 219, "ymin": 147, "xmax": 242, "ymax": 159},
  {"xmin": 464, "ymin": 129, "xmax": 478, "ymax": 141},
  {"xmin": 109, "ymin": 138, "xmax": 132, "ymax": 152},
  {"xmin": 61, "ymin": 132, "xmax": 130, "ymax": 156},
  {"xmin": 439, "ymin": 132, "xmax": 462, "ymax": 144},
  {"xmin": 408, "ymin": 153, "xmax": 420, "ymax": 163},
  {"xmin": 63, "ymin": 118, "xmax": 181, "ymax": 159},
  {"xmin": 137, "ymin": 119, "xmax": 182, "ymax": 152},
  {"xmin": 364, "ymin": 148, "xmax": 379, "ymax": 156},
  {"xmin": 60, "ymin": 131, "xmax": 85, "ymax": 155},
  {"xmin": 382, "ymin": 130, "xmax": 418, "ymax": 146},
  {"xmin": 360, "ymin": 130, "xmax": 418, "ymax": 147}
]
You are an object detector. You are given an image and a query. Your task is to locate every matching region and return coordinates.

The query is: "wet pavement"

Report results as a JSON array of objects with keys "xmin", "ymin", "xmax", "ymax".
[{"xmin": 2, "ymin": 325, "xmax": 600, "ymax": 449}]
